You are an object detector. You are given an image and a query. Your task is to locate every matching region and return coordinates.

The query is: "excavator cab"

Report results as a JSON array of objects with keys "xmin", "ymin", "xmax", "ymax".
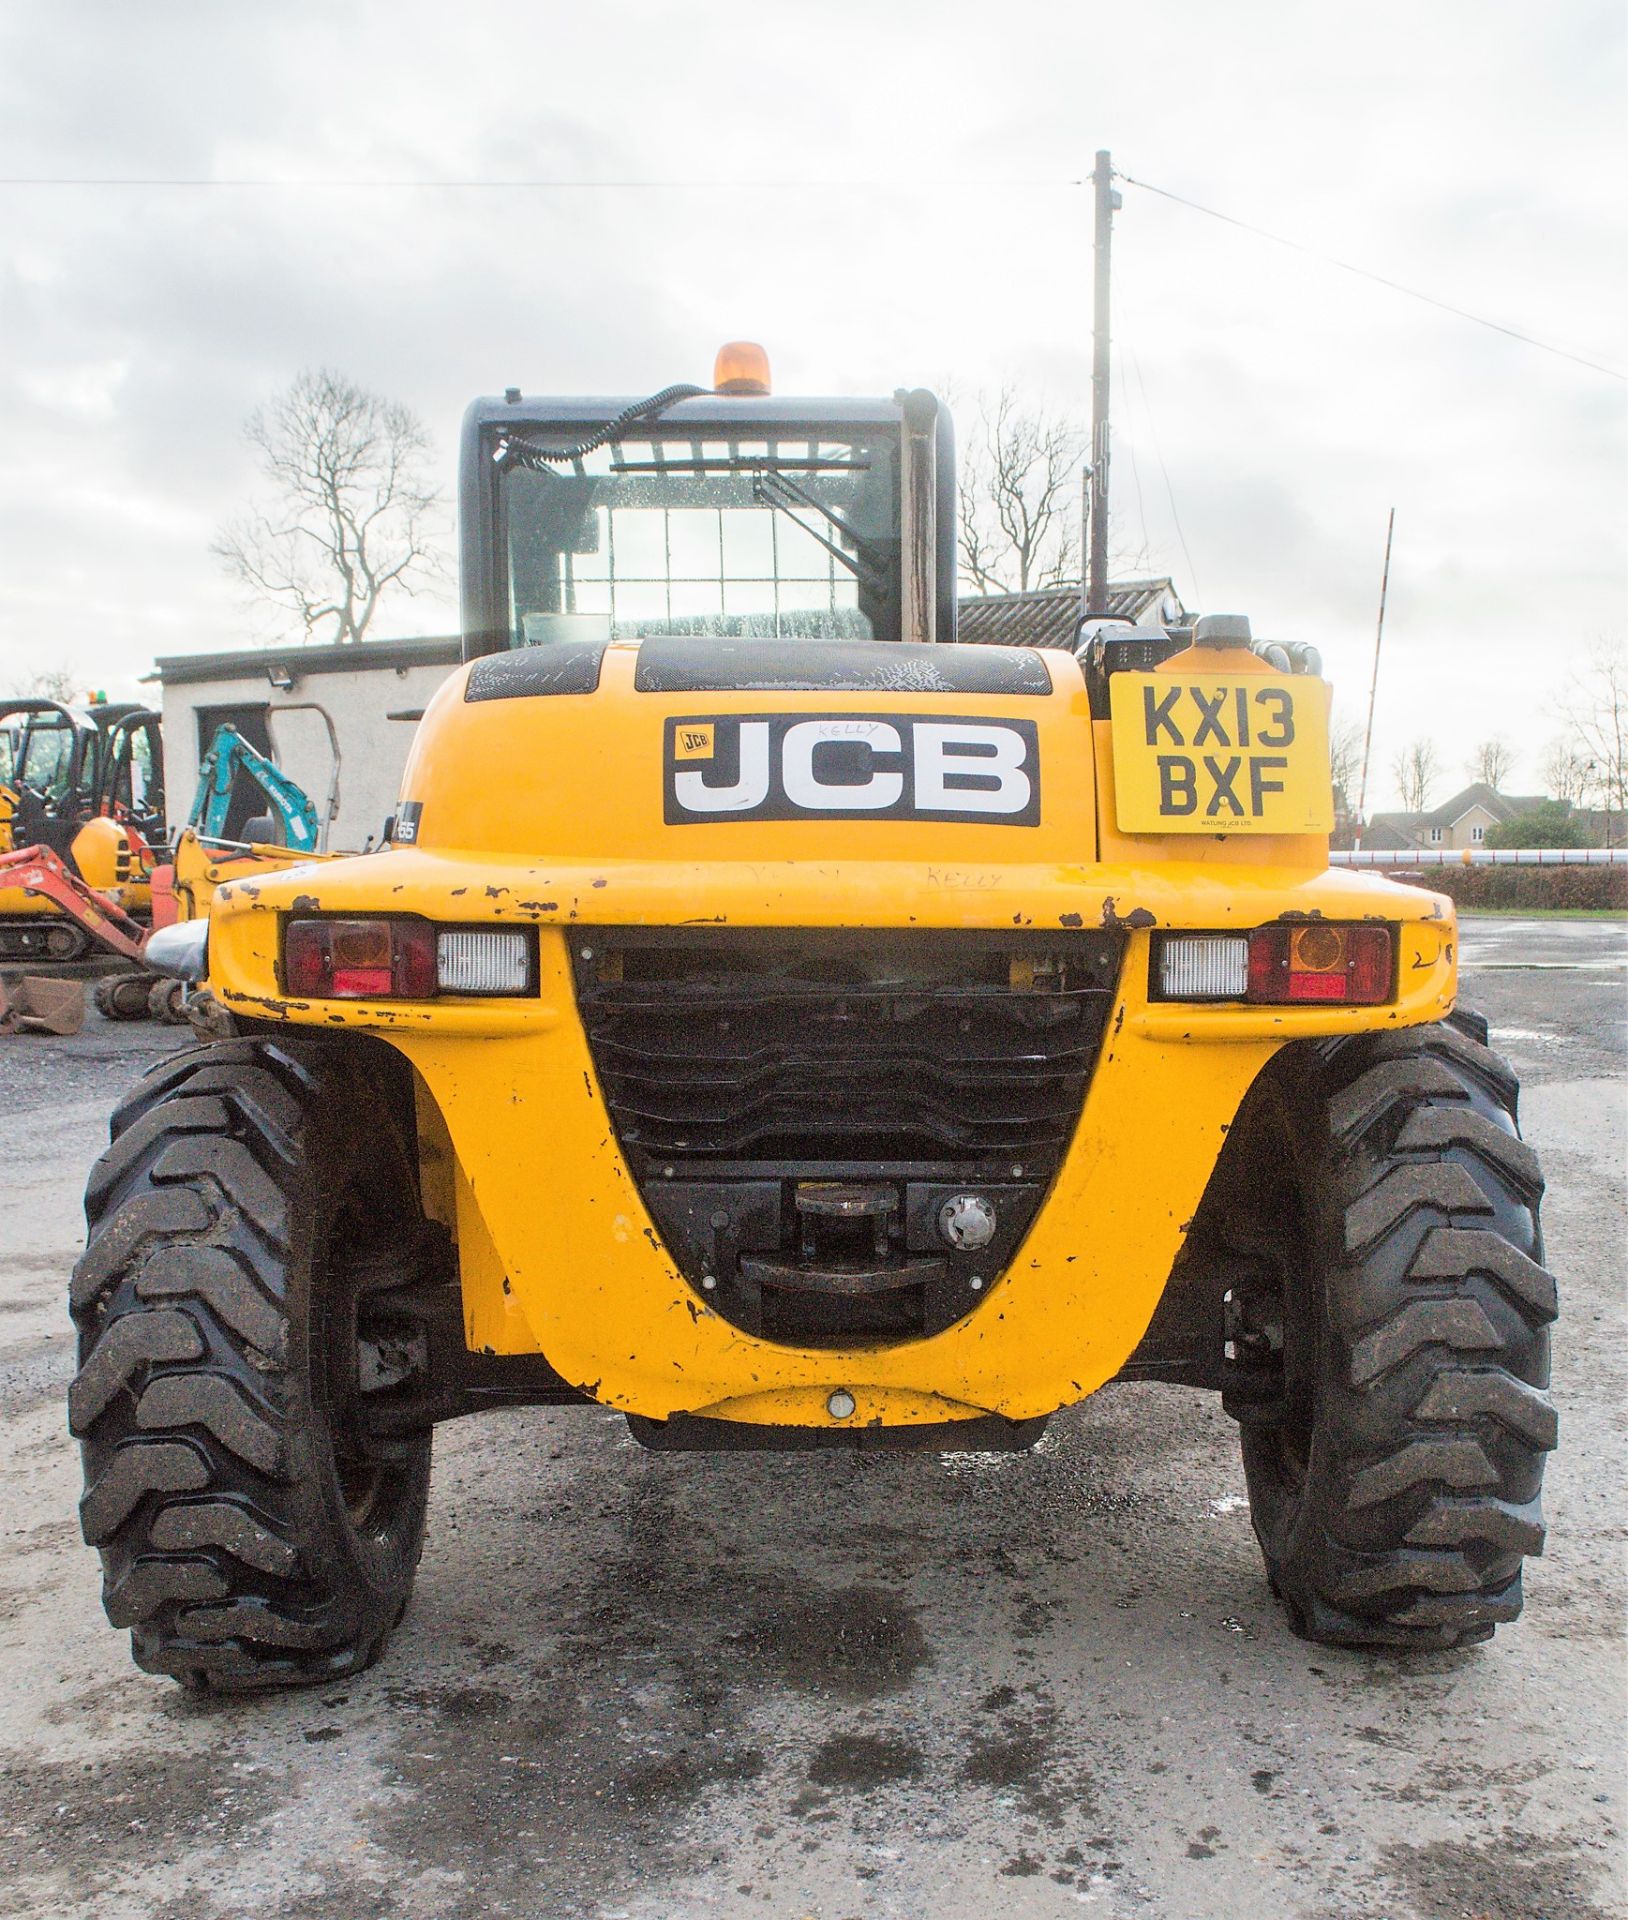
[
  {"xmin": 94, "ymin": 707, "xmax": 166, "ymax": 851},
  {"xmin": 0, "ymin": 699, "xmax": 165, "ymax": 958},
  {"xmin": 0, "ymin": 699, "xmax": 96, "ymax": 861}
]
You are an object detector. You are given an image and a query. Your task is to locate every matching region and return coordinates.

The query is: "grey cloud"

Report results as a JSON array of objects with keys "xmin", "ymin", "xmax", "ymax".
[{"xmin": 0, "ymin": 0, "xmax": 1621, "ymax": 808}]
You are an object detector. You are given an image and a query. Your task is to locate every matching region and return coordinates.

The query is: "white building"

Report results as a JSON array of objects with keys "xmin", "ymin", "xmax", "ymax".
[
  {"xmin": 151, "ymin": 636, "xmax": 461, "ymax": 850},
  {"xmin": 152, "ymin": 586, "xmax": 1191, "ymax": 852}
]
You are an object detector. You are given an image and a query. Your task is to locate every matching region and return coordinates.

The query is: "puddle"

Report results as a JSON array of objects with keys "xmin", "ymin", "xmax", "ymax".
[
  {"xmin": 939, "ymin": 1426, "xmax": 1061, "ymax": 1478},
  {"xmin": 1475, "ymin": 960, "xmax": 1625, "ymax": 973},
  {"xmin": 1492, "ymin": 1027, "xmax": 1572, "ymax": 1047}
]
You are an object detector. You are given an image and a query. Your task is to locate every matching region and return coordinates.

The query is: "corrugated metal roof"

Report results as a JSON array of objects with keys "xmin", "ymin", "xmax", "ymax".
[
  {"xmin": 150, "ymin": 583, "xmax": 1188, "ymax": 687},
  {"xmin": 956, "ymin": 580, "xmax": 1184, "ymax": 648},
  {"xmin": 151, "ymin": 635, "xmax": 462, "ymax": 686}
]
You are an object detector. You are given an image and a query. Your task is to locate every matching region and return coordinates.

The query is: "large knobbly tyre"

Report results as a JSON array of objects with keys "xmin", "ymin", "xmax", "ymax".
[
  {"xmin": 1235, "ymin": 1007, "xmax": 1557, "ymax": 1650},
  {"xmin": 94, "ymin": 972, "xmax": 155, "ymax": 1022},
  {"xmin": 70, "ymin": 1036, "xmax": 433, "ymax": 1690},
  {"xmin": 146, "ymin": 977, "xmax": 187, "ymax": 1025}
]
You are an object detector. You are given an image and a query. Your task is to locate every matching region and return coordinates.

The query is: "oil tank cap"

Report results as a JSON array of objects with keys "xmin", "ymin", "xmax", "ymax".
[{"xmin": 1193, "ymin": 613, "xmax": 1253, "ymax": 649}]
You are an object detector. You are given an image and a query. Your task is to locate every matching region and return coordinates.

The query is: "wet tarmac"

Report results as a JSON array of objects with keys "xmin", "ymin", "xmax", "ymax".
[{"xmin": 0, "ymin": 917, "xmax": 1622, "ymax": 1918}]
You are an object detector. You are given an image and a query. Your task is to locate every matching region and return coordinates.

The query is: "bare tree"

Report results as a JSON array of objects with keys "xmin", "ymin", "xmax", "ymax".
[
  {"xmin": 214, "ymin": 368, "xmax": 445, "ymax": 644},
  {"xmin": 1467, "ymin": 737, "xmax": 1515, "ymax": 791},
  {"xmin": 1557, "ymin": 643, "xmax": 1628, "ymax": 841},
  {"xmin": 1539, "ymin": 736, "xmax": 1591, "ymax": 806},
  {"xmin": 24, "ymin": 666, "xmax": 80, "ymax": 703},
  {"xmin": 1325, "ymin": 718, "xmax": 1364, "ymax": 846},
  {"xmin": 957, "ymin": 387, "xmax": 1084, "ymax": 595},
  {"xmin": 1391, "ymin": 737, "xmax": 1440, "ymax": 813},
  {"xmin": 1329, "ymin": 719, "xmax": 1363, "ymax": 809}
]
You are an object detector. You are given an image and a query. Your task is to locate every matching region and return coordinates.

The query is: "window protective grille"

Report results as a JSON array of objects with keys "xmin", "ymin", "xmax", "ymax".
[{"xmin": 505, "ymin": 434, "xmax": 891, "ymax": 644}]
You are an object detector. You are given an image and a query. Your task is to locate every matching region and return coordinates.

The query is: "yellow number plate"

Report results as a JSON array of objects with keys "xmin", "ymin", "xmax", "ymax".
[{"xmin": 1109, "ymin": 672, "xmax": 1333, "ymax": 835}]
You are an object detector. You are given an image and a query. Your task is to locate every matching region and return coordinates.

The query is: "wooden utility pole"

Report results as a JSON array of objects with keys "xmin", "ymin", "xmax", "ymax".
[
  {"xmin": 1087, "ymin": 149, "xmax": 1118, "ymax": 615},
  {"xmin": 1354, "ymin": 507, "xmax": 1396, "ymax": 846}
]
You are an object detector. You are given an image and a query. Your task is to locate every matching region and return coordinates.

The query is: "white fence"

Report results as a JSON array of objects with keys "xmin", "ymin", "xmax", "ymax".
[{"xmin": 1332, "ymin": 848, "xmax": 1628, "ymax": 868}]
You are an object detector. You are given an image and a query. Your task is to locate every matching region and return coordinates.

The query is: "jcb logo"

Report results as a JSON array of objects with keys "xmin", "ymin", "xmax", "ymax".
[
  {"xmin": 1140, "ymin": 682, "xmax": 1295, "ymax": 821},
  {"xmin": 663, "ymin": 713, "xmax": 1041, "ymax": 825}
]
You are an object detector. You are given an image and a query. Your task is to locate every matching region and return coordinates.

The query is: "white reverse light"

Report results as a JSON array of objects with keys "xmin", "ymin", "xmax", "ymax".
[
  {"xmin": 436, "ymin": 928, "xmax": 531, "ymax": 995},
  {"xmin": 1158, "ymin": 934, "xmax": 1249, "ymax": 1000}
]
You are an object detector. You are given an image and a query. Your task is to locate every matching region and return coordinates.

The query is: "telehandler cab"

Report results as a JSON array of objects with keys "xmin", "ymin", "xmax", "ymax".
[{"xmin": 73, "ymin": 349, "xmax": 1555, "ymax": 1689}]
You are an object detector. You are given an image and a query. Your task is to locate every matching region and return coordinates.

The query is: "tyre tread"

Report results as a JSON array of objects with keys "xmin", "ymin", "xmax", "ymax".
[
  {"xmin": 72, "ymin": 1035, "xmax": 428, "ymax": 1691},
  {"xmin": 1243, "ymin": 1002, "xmax": 1556, "ymax": 1649}
]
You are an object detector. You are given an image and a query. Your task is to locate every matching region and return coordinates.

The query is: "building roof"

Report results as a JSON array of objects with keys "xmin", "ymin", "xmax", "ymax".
[
  {"xmin": 150, "ymin": 589, "xmax": 1191, "ymax": 683},
  {"xmin": 956, "ymin": 580, "xmax": 1186, "ymax": 649},
  {"xmin": 1357, "ymin": 817, "xmax": 1423, "ymax": 852},
  {"xmin": 1421, "ymin": 782, "xmax": 1545, "ymax": 829},
  {"xmin": 1366, "ymin": 783, "xmax": 1558, "ymax": 848},
  {"xmin": 150, "ymin": 635, "xmax": 462, "ymax": 687}
]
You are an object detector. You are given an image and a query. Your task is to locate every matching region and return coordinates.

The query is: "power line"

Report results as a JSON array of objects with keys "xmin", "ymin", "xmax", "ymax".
[
  {"xmin": 0, "ymin": 174, "xmax": 1080, "ymax": 190},
  {"xmin": 1117, "ymin": 170, "xmax": 1627, "ymax": 384},
  {"xmin": 12, "ymin": 160, "xmax": 1618, "ymax": 384},
  {"xmin": 1109, "ymin": 282, "xmax": 1150, "ymax": 569},
  {"xmin": 1124, "ymin": 334, "xmax": 1202, "ymax": 606},
  {"xmin": 1356, "ymin": 508, "xmax": 1397, "ymax": 841},
  {"xmin": 1117, "ymin": 371, "xmax": 1152, "ymax": 575}
]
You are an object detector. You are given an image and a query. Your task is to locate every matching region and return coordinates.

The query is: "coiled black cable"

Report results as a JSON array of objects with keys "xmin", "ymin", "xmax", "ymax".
[{"xmin": 493, "ymin": 383, "xmax": 709, "ymax": 470}]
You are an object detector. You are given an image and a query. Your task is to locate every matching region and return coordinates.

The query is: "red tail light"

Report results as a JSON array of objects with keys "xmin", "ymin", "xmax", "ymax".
[
  {"xmin": 1246, "ymin": 923, "xmax": 1393, "ymax": 1005},
  {"xmin": 285, "ymin": 917, "xmax": 437, "ymax": 999}
]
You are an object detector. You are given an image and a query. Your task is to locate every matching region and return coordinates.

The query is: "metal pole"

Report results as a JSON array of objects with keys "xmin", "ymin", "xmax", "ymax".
[
  {"xmin": 1087, "ymin": 150, "xmax": 1116, "ymax": 615},
  {"xmin": 1354, "ymin": 507, "xmax": 1395, "ymax": 846}
]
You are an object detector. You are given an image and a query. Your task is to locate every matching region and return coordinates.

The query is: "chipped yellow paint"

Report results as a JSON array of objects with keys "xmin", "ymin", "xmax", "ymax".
[
  {"xmin": 413, "ymin": 1073, "xmax": 528, "ymax": 1353},
  {"xmin": 168, "ymin": 827, "xmax": 337, "ymax": 925},
  {"xmin": 692, "ymin": 1386, "xmax": 994, "ymax": 1427},
  {"xmin": 198, "ymin": 639, "xmax": 1459, "ymax": 1428}
]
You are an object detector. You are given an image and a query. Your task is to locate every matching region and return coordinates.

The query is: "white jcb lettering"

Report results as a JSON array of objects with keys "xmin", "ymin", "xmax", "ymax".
[
  {"xmin": 668, "ymin": 715, "xmax": 1039, "ymax": 822},
  {"xmin": 781, "ymin": 719, "xmax": 904, "ymax": 811},
  {"xmin": 672, "ymin": 720, "xmax": 771, "ymax": 813},
  {"xmin": 912, "ymin": 722, "xmax": 1032, "ymax": 816}
]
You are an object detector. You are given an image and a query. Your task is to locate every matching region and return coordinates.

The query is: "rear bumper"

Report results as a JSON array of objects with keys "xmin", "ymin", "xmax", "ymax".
[{"xmin": 201, "ymin": 856, "xmax": 1456, "ymax": 1427}]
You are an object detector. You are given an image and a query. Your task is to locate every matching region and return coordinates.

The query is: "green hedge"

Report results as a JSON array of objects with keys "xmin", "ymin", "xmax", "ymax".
[{"xmin": 1384, "ymin": 863, "xmax": 1628, "ymax": 910}]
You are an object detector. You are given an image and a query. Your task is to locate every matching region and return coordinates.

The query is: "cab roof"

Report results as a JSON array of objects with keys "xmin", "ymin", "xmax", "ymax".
[{"xmin": 461, "ymin": 393, "xmax": 908, "ymax": 438}]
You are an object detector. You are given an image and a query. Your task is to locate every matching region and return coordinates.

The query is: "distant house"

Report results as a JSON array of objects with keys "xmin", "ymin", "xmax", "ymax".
[
  {"xmin": 1570, "ymin": 804, "xmax": 1626, "ymax": 848},
  {"xmin": 1364, "ymin": 782, "xmax": 1554, "ymax": 853},
  {"xmin": 956, "ymin": 578, "xmax": 1187, "ymax": 648}
]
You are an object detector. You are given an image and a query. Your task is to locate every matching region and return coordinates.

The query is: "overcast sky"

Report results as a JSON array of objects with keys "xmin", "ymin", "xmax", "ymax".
[{"xmin": 1, "ymin": 0, "xmax": 1622, "ymax": 807}]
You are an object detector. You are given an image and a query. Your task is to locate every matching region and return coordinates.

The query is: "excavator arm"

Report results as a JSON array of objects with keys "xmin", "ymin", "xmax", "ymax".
[{"xmin": 190, "ymin": 724, "xmax": 322, "ymax": 853}]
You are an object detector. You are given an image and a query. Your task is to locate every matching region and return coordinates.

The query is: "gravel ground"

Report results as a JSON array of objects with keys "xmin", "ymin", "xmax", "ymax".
[{"xmin": 0, "ymin": 918, "xmax": 1622, "ymax": 1920}]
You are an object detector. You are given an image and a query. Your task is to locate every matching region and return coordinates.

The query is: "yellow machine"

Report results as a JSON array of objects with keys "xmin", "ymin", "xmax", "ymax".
[
  {"xmin": 0, "ymin": 700, "xmax": 162, "ymax": 959},
  {"xmin": 166, "ymin": 823, "xmax": 330, "ymax": 924},
  {"xmin": 0, "ymin": 708, "xmax": 330, "ymax": 1020},
  {"xmin": 72, "ymin": 352, "xmax": 1556, "ymax": 1690}
]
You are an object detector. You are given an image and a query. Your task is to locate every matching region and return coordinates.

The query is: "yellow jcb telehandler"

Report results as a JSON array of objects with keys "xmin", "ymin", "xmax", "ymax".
[{"xmin": 71, "ymin": 348, "xmax": 1555, "ymax": 1689}]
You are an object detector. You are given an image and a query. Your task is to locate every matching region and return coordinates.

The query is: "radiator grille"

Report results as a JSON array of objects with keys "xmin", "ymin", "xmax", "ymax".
[
  {"xmin": 570, "ymin": 929, "xmax": 1122, "ymax": 1344},
  {"xmin": 590, "ymin": 992, "xmax": 1094, "ymax": 1165}
]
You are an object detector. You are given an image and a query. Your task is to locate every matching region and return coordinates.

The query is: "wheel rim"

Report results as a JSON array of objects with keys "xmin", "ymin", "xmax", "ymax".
[
  {"xmin": 1233, "ymin": 1086, "xmax": 1321, "ymax": 1516},
  {"xmin": 321, "ymin": 1195, "xmax": 418, "ymax": 1545}
]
